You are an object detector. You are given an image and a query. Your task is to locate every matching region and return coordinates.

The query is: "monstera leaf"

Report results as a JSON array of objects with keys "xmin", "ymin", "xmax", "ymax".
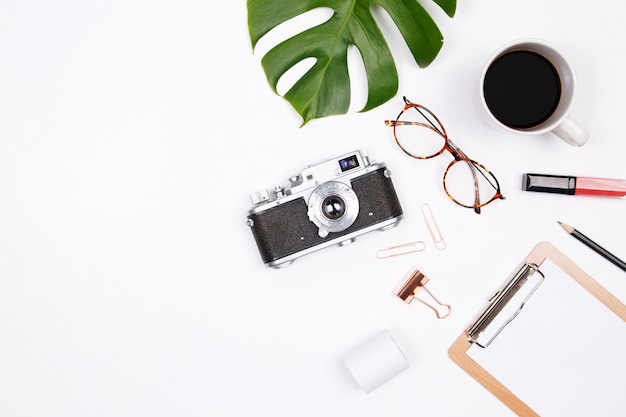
[{"xmin": 247, "ymin": 0, "xmax": 456, "ymax": 125}]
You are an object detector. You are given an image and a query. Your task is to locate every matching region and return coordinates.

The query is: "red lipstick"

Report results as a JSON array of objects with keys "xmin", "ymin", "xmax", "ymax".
[{"xmin": 523, "ymin": 173, "xmax": 626, "ymax": 198}]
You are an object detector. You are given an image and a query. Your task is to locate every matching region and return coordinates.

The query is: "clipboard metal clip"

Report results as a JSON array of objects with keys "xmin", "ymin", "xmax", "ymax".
[{"xmin": 467, "ymin": 262, "xmax": 545, "ymax": 348}]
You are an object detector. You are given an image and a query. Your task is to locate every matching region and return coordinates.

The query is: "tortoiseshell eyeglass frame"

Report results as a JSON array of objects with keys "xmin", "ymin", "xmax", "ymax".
[{"xmin": 385, "ymin": 97, "xmax": 505, "ymax": 214}]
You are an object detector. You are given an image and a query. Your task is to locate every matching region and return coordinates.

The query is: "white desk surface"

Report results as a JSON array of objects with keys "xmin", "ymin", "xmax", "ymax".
[{"xmin": 1, "ymin": 1, "xmax": 625, "ymax": 416}]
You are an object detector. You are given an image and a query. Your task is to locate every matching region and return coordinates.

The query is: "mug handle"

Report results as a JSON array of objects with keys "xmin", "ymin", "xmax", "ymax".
[{"xmin": 551, "ymin": 116, "xmax": 589, "ymax": 146}]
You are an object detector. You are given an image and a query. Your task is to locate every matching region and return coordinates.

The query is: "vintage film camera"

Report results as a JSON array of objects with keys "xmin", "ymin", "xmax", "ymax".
[{"xmin": 246, "ymin": 150, "xmax": 404, "ymax": 267}]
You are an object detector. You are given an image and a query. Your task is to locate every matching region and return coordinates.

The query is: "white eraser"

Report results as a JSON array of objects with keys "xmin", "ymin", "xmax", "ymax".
[{"xmin": 343, "ymin": 329, "xmax": 410, "ymax": 393}]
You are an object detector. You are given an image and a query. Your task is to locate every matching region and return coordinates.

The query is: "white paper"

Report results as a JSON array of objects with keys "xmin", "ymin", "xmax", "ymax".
[{"xmin": 469, "ymin": 260, "xmax": 626, "ymax": 416}]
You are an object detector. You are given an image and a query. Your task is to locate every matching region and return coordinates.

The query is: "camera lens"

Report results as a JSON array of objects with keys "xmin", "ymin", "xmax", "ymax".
[
  {"xmin": 307, "ymin": 181, "xmax": 359, "ymax": 238},
  {"xmin": 322, "ymin": 195, "xmax": 346, "ymax": 220}
]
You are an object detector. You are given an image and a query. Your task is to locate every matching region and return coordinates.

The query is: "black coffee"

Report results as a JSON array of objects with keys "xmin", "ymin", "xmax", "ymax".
[{"xmin": 483, "ymin": 50, "xmax": 561, "ymax": 129}]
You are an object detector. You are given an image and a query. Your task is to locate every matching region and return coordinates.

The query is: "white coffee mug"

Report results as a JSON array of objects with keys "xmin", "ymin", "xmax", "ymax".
[{"xmin": 480, "ymin": 39, "xmax": 589, "ymax": 147}]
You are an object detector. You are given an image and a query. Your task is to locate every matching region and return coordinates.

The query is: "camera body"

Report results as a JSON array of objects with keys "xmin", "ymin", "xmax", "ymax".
[{"xmin": 246, "ymin": 150, "xmax": 403, "ymax": 268}]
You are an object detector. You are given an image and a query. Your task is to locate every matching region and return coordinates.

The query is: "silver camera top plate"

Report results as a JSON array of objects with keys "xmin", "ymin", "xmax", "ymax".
[{"xmin": 248, "ymin": 150, "xmax": 384, "ymax": 213}]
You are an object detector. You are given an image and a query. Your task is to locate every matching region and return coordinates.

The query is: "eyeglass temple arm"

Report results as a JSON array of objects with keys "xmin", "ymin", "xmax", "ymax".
[
  {"xmin": 385, "ymin": 120, "xmax": 437, "ymax": 130},
  {"xmin": 447, "ymin": 140, "xmax": 501, "ymax": 191}
]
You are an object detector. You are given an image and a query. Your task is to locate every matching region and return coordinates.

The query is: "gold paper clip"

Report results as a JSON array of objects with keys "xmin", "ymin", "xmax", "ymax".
[
  {"xmin": 376, "ymin": 241, "xmax": 426, "ymax": 259},
  {"xmin": 421, "ymin": 203, "xmax": 445, "ymax": 250},
  {"xmin": 394, "ymin": 268, "xmax": 451, "ymax": 319}
]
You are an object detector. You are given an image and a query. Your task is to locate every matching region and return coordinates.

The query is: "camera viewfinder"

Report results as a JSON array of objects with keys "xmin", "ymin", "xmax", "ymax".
[{"xmin": 339, "ymin": 155, "xmax": 360, "ymax": 172}]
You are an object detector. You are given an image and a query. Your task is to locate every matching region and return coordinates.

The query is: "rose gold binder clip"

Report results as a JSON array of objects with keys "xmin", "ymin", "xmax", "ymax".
[
  {"xmin": 421, "ymin": 203, "xmax": 445, "ymax": 250},
  {"xmin": 394, "ymin": 268, "xmax": 451, "ymax": 319},
  {"xmin": 376, "ymin": 241, "xmax": 426, "ymax": 259}
]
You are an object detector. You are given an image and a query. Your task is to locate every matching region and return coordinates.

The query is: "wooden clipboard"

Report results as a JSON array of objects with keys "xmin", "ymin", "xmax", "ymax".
[{"xmin": 449, "ymin": 242, "xmax": 626, "ymax": 416}]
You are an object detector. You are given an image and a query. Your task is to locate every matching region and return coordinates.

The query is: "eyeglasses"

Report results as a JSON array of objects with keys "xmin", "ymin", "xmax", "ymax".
[{"xmin": 385, "ymin": 97, "xmax": 504, "ymax": 214}]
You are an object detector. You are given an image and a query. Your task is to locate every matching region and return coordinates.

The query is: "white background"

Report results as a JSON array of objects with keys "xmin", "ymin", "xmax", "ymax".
[{"xmin": 1, "ymin": 1, "xmax": 625, "ymax": 416}]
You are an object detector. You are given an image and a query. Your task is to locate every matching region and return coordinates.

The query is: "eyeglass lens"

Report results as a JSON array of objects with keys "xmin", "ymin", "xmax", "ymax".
[
  {"xmin": 444, "ymin": 159, "xmax": 501, "ymax": 209},
  {"xmin": 393, "ymin": 108, "xmax": 446, "ymax": 159}
]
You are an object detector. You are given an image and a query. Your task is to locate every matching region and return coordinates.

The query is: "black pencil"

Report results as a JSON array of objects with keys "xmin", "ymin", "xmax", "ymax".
[{"xmin": 558, "ymin": 221, "xmax": 626, "ymax": 272}]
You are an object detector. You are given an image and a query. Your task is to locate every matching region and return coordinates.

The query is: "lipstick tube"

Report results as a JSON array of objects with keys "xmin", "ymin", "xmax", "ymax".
[{"xmin": 522, "ymin": 173, "xmax": 626, "ymax": 198}]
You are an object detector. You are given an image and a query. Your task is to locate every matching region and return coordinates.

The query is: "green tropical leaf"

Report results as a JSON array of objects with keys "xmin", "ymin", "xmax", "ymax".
[{"xmin": 247, "ymin": 0, "xmax": 456, "ymax": 125}]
